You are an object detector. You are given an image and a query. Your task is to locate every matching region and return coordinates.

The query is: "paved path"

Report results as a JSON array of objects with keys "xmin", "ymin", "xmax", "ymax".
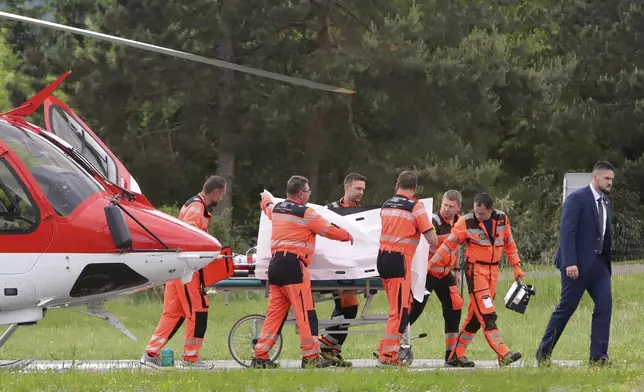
[{"xmin": 0, "ymin": 358, "xmax": 584, "ymax": 372}]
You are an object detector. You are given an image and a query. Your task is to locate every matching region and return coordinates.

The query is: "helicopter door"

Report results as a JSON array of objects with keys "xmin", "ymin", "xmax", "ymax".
[
  {"xmin": 0, "ymin": 147, "xmax": 54, "ymax": 275},
  {"xmin": 43, "ymin": 97, "xmax": 136, "ymax": 191}
]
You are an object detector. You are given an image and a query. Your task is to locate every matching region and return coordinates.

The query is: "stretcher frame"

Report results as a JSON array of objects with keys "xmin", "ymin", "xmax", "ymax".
[{"xmin": 209, "ymin": 271, "xmax": 425, "ymax": 367}]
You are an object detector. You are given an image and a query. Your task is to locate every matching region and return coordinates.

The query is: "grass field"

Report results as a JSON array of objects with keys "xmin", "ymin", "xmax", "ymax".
[{"xmin": 0, "ymin": 263, "xmax": 643, "ymax": 391}]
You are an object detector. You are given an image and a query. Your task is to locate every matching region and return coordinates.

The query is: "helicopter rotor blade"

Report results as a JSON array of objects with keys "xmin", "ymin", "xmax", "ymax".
[{"xmin": 0, "ymin": 11, "xmax": 355, "ymax": 94}]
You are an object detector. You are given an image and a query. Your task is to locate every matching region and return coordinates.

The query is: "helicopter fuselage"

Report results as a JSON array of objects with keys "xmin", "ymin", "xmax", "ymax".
[{"xmin": 0, "ymin": 113, "xmax": 222, "ymax": 327}]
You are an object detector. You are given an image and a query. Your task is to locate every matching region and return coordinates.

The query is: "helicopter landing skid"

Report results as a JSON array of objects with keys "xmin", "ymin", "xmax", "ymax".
[
  {"xmin": 0, "ymin": 324, "xmax": 19, "ymax": 351},
  {"xmin": 0, "ymin": 324, "xmax": 34, "ymax": 369},
  {"xmin": 0, "ymin": 358, "xmax": 33, "ymax": 370},
  {"xmin": 72, "ymin": 301, "xmax": 138, "ymax": 342}
]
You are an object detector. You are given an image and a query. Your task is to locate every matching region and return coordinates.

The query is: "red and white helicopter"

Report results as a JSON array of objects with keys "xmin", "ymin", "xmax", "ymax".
[{"xmin": 0, "ymin": 11, "xmax": 353, "ymax": 364}]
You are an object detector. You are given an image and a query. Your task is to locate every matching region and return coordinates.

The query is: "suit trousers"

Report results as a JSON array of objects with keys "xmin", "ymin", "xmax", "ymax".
[{"xmin": 537, "ymin": 254, "xmax": 612, "ymax": 360}]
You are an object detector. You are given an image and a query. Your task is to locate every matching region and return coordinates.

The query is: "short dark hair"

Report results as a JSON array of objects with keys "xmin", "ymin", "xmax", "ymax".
[
  {"xmin": 443, "ymin": 190, "xmax": 462, "ymax": 205},
  {"xmin": 473, "ymin": 192, "xmax": 494, "ymax": 209},
  {"xmin": 203, "ymin": 175, "xmax": 227, "ymax": 193},
  {"xmin": 344, "ymin": 172, "xmax": 366, "ymax": 186},
  {"xmin": 287, "ymin": 175, "xmax": 309, "ymax": 196},
  {"xmin": 593, "ymin": 161, "xmax": 615, "ymax": 173},
  {"xmin": 396, "ymin": 170, "xmax": 418, "ymax": 190}
]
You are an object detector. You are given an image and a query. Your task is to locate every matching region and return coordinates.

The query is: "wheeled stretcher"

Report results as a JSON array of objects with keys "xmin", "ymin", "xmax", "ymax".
[
  {"xmin": 209, "ymin": 194, "xmax": 434, "ymax": 367},
  {"xmin": 210, "ymin": 272, "xmax": 426, "ymax": 368}
]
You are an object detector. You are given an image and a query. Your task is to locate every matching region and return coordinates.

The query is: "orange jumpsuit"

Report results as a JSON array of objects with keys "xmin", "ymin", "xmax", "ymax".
[
  {"xmin": 145, "ymin": 194, "xmax": 212, "ymax": 362},
  {"xmin": 377, "ymin": 190, "xmax": 433, "ymax": 363},
  {"xmin": 253, "ymin": 197, "xmax": 352, "ymax": 361},
  {"xmin": 430, "ymin": 210, "xmax": 520, "ymax": 362},
  {"xmin": 319, "ymin": 197, "xmax": 361, "ymax": 354},
  {"xmin": 409, "ymin": 212, "xmax": 463, "ymax": 361}
]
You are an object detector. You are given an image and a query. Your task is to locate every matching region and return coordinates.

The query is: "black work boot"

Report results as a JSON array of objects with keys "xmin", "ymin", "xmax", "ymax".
[
  {"xmin": 499, "ymin": 351, "xmax": 522, "ymax": 367},
  {"xmin": 250, "ymin": 357, "xmax": 279, "ymax": 369},
  {"xmin": 301, "ymin": 356, "xmax": 333, "ymax": 369},
  {"xmin": 376, "ymin": 358, "xmax": 409, "ymax": 368},
  {"xmin": 320, "ymin": 350, "xmax": 353, "ymax": 367},
  {"xmin": 445, "ymin": 356, "xmax": 475, "ymax": 368}
]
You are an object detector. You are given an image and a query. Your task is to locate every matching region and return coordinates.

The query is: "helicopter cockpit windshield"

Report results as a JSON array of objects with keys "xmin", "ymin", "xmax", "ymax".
[
  {"xmin": 48, "ymin": 105, "xmax": 117, "ymax": 183},
  {"xmin": 0, "ymin": 121, "xmax": 103, "ymax": 217}
]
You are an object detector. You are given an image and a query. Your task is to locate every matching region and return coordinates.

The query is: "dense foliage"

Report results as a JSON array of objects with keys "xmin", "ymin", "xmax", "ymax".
[{"xmin": 2, "ymin": 0, "xmax": 644, "ymax": 263}]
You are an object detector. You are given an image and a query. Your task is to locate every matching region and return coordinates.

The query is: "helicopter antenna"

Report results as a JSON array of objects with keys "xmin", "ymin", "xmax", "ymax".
[{"xmin": 0, "ymin": 11, "xmax": 355, "ymax": 95}]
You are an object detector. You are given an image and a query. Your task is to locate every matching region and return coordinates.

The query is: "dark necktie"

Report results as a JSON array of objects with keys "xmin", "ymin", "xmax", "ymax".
[{"xmin": 597, "ymin": 197, "xmax": 604, "ymax": 253}]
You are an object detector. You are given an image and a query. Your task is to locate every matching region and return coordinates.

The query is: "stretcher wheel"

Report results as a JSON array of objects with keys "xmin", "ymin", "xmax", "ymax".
[
  {"xmin": 398, "ymin": 346, "xmax": 413, "ymax": 366},
  {"xmin": 228, "ymin": 314, "xmax": 282, "ymax": 368}
]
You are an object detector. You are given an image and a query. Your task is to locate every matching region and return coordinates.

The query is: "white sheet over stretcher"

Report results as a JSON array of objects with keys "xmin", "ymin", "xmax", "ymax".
[{"xmin": 255, "ymin": 191, "xmax": 433, "ymax": 302}]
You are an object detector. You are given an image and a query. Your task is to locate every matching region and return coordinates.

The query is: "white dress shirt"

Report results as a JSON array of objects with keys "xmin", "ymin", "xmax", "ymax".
[{"xmin": 590, "ymin": 183, "xmax": 606, "ymax": 238}]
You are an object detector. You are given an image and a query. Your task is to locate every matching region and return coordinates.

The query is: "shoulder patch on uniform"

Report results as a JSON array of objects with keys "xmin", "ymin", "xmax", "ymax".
[
  {"xmin": 464, "ymin": 213, "xmax": 474, "ymax": 220},
  {"xmin": 382, "ymin": 196, "xmax": 415, "ymax": 212},
  {"xmin": 274, "ymin": 200, "xmax": 308, "ymax": 218}
]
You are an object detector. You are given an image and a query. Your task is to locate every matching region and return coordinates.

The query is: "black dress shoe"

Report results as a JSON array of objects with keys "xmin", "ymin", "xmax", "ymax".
[
  {"xmin": 536, "ymin": 352, "xmax": 551, "ymax": 367},
  {"xmin": 589, "ymin": 357, "xmax": 611, "ymax": 367}
]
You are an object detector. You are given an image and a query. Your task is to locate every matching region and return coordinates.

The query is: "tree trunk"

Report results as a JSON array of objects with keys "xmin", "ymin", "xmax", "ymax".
[
  {"xmin": 304, "ymin": 2, "xmax": 333, "ymax": 203},
  {"xmin": 214, "ymin": 0, "xmax": 236, "ymax": 221},
  {"xmin": 304, "ymin": 110, "xmax": 326, "ymax": 202}
]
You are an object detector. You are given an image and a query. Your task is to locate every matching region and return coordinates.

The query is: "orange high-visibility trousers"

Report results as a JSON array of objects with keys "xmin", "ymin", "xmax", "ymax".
[
  {"xmin": 254, "ymin": 253, "xmax": 321, "ymax": 360},
  {"xmin": 376, "ymin": 251, "xmax": 412, "ymax": 362},
  {"xmin": 451, "ymin": 262, "xmax": 511, "ymax": 361},
  {"xmin": 145, "ymin": 272, "xmax": 209, "ymax": 362}
]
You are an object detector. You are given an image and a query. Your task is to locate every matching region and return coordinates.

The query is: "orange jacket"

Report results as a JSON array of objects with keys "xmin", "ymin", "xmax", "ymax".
[
  {"xmin": 431, "ymin": 210, "xmax": 520, "ymax": 267},
  {"xmin": 326, "ymin": 197, "xmax": 360, "ymax": 208},
  {"xmin": 177, "ymin": 193, "xmax": 213, "ymax": 310},
  {"xmin": 261, "ymin": 197, "xmax": 351, "ymax": 266},
  {"xmin": 428, "ymin": 212, "xmax": 460, "ymax": 277},
  {"xmin": 379, "ymin": 190, "xmax": 433, "ymax": 260},
  {"xmin": 179, "ymin": 193, "xmax": 212, "ymax": 232}
]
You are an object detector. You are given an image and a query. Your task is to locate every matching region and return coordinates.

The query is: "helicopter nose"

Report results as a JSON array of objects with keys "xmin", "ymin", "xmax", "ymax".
[
  {"xmin": 146, "ymin": 210, "xmax": 223, "ymax": 271},
  {"xmin": 179, "ymin": 251, "xmax": 221, "ymax": 271},
  {"xmin": 111, "ymin": 205, "xmax": 223, "ymax": 272}
]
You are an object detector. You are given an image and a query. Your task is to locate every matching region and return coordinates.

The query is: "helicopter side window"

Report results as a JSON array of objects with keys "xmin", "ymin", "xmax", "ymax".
[
  {"xmin": 0, "ymin": 121, "xmax": 102, "ymax": 217},
  {"xmin": 49, "ymin": 106, "xmax": 117, "ymax": 183},
  {"xmin": 0, "ymin": 159, "xmax": 39, "ymax": 233}
]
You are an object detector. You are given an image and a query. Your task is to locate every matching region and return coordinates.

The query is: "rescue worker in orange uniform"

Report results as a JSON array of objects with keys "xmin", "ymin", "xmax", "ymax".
[
  {"xmin": 429, "ymin": 192, "xmax": 524, "ymax": 367},
  {"xmin": 251, "ymin": 175, "xmax": 354, "ymax": 369},
  {"xmin": 376, "ymin": 170, "xmax": 438, "ymax": 367},
  {"xmin": 319, "ymin": 172, "xmax": 366, "ymax": 367},
  {"xmin": 408, "ymin": 190, "xmax": 465, "ymax": 366},
  {"xmin": 141, "ymin": 175, "xmax": 227, "ymax": 369}
]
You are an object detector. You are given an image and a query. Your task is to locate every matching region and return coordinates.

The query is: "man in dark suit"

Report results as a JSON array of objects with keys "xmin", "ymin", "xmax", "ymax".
[{"xmin": 536, "ymin": 161, "xmax": 615, "ymax": 366}]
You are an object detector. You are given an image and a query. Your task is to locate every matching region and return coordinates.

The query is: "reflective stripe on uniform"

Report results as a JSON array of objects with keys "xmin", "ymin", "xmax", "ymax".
[
  {"xmin": 380, "ymin": 234, "xmax": 419, "ymax": 246},
  {"xmin": 271, "ymin": 239, "xmax": 313, "ymax": 250},
  {"xmin": 272, "ymin": 214, "xmax": 308, "ymax": 227},
  {"xmin": 381, "ymin": 209, "xmax": 415, "ymax": 221}
]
